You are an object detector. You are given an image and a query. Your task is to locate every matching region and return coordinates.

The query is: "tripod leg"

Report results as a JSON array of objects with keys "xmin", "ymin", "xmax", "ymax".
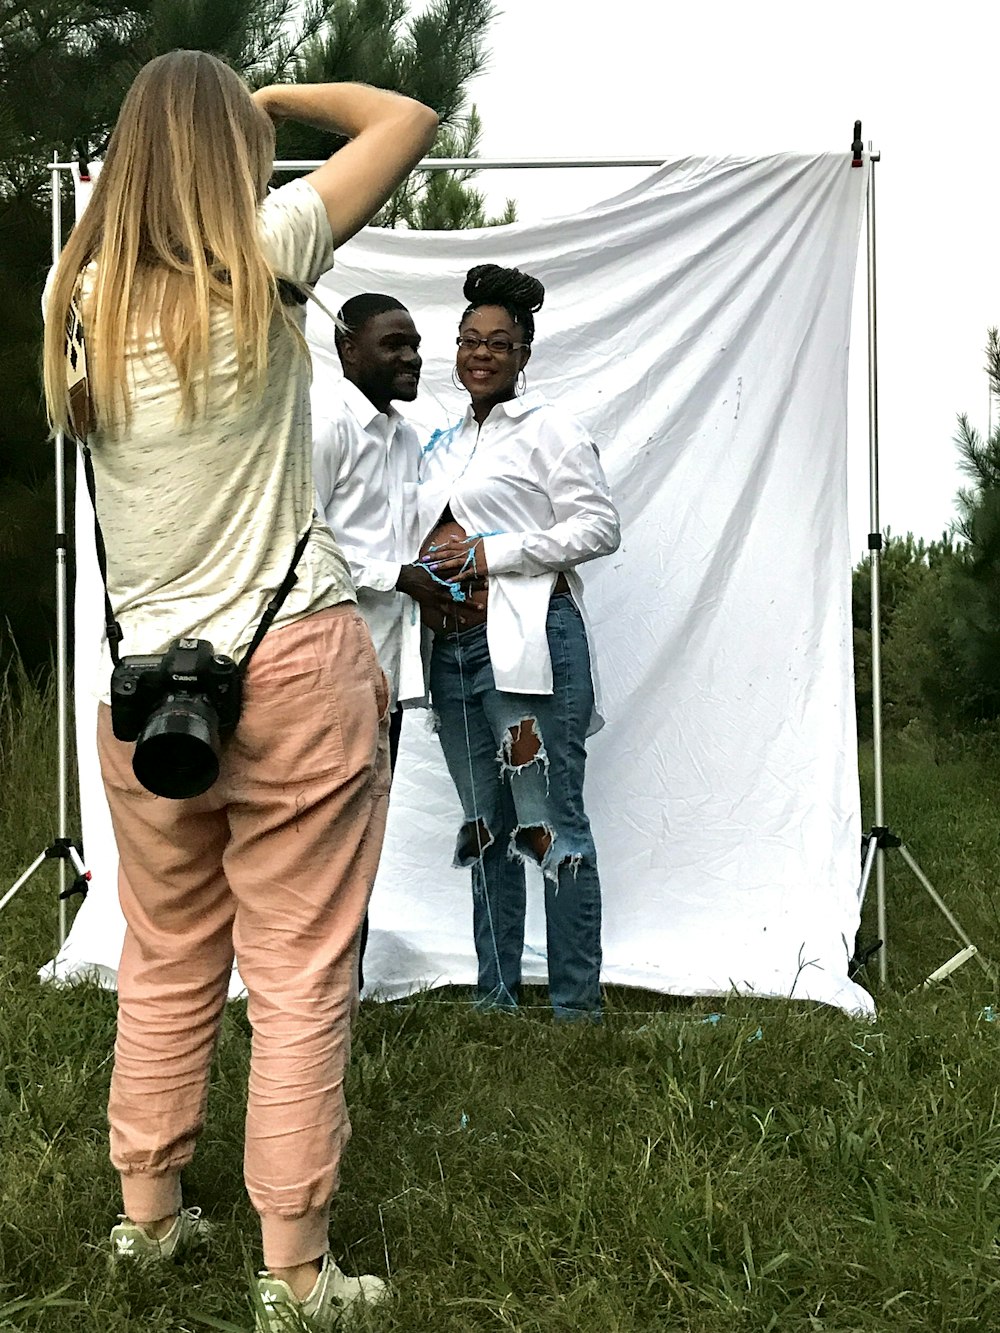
[
  {"xmin": 857, "ymin": 835, "xmax": 879, "ymax": 906},
  {"xmin": 897, "ymin": 843, "xmax": 993, "ymax": 978},
  {"xmin": 922, "ymin": 945, "xmax": 978, "ymax": 989},
  {"xmin": 0, "ymin": 851, "xmax": 49, "ymax": 915},
  {"xmin": 877, "ymin": 847, "xmax": 888, "ymax": 984}
]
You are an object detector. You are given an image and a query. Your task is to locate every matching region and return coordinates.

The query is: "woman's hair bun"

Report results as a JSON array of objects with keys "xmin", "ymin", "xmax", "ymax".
[{"xmin": 463, "ymin": 264, "xmax": 545, "ymax": 314}]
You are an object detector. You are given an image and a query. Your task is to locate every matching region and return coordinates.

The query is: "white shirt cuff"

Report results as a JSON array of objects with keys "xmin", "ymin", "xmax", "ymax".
[{"xmin": 482, "ymin": 533, "xmax": 522, "ymax": 575}]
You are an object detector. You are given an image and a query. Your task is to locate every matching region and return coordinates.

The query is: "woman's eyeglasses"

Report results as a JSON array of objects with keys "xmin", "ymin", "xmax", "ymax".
[{"xmin": 456, "ymin": 335, "xmax": 528, "ymax": 355}]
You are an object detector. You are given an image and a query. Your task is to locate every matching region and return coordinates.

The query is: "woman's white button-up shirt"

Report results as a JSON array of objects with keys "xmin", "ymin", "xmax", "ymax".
[{"xmin": 418, "ymin": 390, "xmax": 620, "ymax": 728}]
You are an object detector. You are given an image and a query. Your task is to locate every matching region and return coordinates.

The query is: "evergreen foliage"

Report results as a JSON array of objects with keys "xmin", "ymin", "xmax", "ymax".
[
  {"xmin": 946, "ymin": 329, "xmax": 1000, "ymax": 720},
  {"xmin": 852, "ymin": 328, "xmax": 1000, "ymax": 734},
  {"xmin": 0, "ymin": 0, "xmax": 508, "ymax": 677},
  {"xmin": 852, "ymin": 531, "xmax": 963, "ymax": 736}
]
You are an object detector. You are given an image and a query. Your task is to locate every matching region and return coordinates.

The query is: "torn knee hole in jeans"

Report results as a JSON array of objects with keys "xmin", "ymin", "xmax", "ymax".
[
  {"xmin": 512, "ymin": 822, "xmax": 554, "ymax": 867},
  {"xmin": 456, "ymin": 818, "xmax": 495, "ymax": 867},
  {"xmin": 498, "ymin": 717, "xmax": 549, "ymax": 778},
  {"xmin": 510, "ymin": 826, "xmax": 592, "ymax": 883}
]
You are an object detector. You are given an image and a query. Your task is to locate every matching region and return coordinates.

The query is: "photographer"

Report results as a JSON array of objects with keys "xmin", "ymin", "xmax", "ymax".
[{"xmin": 43, "ymin": 51, "xmax": 437, "ymax": 1329}]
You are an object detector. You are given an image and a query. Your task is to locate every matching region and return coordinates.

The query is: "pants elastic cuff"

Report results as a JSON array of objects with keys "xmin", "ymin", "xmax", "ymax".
[
  {"xmin": 120, "ymin": 1171, "xmax": 183, "ymax": 1224},
  {"xmin": 260, "ymin": 1207, "xmax": 331, "ymax": 1270}
]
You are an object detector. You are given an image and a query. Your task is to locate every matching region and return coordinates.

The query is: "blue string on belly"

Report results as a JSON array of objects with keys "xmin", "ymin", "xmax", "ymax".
[{"xmin": 419, "ymin": 531, "xmax": 501, "ymax": 603}]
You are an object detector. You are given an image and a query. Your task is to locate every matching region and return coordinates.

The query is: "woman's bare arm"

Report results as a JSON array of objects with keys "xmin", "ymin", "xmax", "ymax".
[{"xmin": 253, "ymin": 82, "xmax": 438, "ymax": 247}]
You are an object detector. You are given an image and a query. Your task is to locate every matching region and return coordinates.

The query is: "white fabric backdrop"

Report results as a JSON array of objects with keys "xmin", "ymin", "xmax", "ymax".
[{"xmin": 45, "ymin": 152, "xmax": 873, "ymax": 1015}]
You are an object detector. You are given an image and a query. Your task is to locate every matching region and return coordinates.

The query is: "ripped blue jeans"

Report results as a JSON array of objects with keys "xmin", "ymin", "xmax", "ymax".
[{"xmin": 429, "ymin": 594, "xmax": 602, "ymax": 1018}]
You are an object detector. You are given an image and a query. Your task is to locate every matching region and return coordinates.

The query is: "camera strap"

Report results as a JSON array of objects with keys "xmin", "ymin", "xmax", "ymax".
[
  {"xmin": 79, "ymin": 442, "xmax": 125, "ymax": 668},
  {"xmin": 238, "ymin": 526, "xmax": 312, "ymax": 672}
]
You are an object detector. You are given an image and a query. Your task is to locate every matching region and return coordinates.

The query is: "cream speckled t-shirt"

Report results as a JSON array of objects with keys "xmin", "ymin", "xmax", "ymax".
[{"xmin": 81, "ymin": 178, "xmax": 354, "ymax": 697}]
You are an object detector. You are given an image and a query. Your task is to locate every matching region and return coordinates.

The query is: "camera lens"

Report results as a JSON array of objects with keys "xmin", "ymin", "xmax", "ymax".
[{"xmin": 132, "ymin": 694, "xmax": 222, "ymax": 799}]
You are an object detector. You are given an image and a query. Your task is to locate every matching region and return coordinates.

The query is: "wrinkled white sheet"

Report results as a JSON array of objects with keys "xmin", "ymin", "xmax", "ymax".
[{"xmin": 47, "ymin": 153, "xmax": 872, "ymax": 1015}]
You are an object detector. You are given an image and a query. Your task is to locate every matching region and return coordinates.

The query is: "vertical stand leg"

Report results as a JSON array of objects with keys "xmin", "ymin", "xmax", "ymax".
[
  {"xmin": 51, "ymin": 152, "xmax": 68, "ymax": 946},
  {"xmin": 875, "ymin": 845, "xmax": 888, "ymax": 984},
  {"xmin": 863, "ymin": 143, "xmax": 889, "ymax": 984}
]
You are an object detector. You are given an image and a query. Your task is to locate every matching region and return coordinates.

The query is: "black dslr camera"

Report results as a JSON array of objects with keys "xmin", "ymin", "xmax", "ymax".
[{"xmin": 110, "ymin": 637, "xmax": 242, "ymax": 800}]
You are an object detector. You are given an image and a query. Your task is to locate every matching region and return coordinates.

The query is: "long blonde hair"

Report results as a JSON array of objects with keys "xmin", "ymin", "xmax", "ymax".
[{"xmin": 44, "ymin": 50, "xmax": 286, "ymax": 434}]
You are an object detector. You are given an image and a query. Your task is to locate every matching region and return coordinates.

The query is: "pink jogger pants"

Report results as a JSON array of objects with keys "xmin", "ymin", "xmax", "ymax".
[{"xmin": 97, "ymin": 604, "xmax": 390, "ymax": 1269}]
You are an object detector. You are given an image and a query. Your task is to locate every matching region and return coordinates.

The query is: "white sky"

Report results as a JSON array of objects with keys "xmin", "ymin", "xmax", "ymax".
[{"xmin": 459, "ymin": 0, "xmax": 999, "ymax": 558}]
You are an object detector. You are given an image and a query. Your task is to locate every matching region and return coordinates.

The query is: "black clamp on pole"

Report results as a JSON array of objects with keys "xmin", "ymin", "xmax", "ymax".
[
  {"xmin": 75, "ymin": 140, "xmax": 91, "ymax": 182},
  {"xmin": 868, "ymin": 532, "xmax": 883, "ymax": 551},
  {"xmin": 868, "ymin": 826, "xmax": 902, "ymax": 852},
  {"xmin": 851, "ymin": 120, "xmax": 864, "ymax": 168},
  {"xmin": 45, "ymin": 837, "xmax": 91, "ymax": 901}
]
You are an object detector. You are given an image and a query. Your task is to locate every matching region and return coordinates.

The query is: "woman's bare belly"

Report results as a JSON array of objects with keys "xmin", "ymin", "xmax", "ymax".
[{"xmin": 419, "ymin": 517, "xmax": 489, "ymax": 635}]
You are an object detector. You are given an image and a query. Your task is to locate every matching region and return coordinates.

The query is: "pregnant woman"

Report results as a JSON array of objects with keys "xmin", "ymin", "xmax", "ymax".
[{"xmin": 417, "ymin": 263, "xmax": 620, "ymax": 1020}]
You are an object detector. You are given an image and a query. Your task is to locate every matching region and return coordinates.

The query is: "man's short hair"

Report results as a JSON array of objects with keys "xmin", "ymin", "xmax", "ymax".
[{"xmin": 334, "ymin": 293, "xmax": 409, "ymax": 354}]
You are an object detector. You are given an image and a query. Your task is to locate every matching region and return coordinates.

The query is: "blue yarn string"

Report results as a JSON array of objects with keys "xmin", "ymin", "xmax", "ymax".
[{"xmin": 419, "ymin": 531, "xmax": 500, "ymax": 603}]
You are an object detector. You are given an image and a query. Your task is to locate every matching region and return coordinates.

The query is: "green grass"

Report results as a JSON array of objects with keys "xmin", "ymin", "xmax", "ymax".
[{"xmin": 2, "ymin": 672, "xmax": 1000, "ymax": 1331}]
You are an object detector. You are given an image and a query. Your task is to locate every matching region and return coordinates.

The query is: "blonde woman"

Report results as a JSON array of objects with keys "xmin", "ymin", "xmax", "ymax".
[{"xmin": 44, "ymin": 51, "xmax": 436, "ymax": 1329}]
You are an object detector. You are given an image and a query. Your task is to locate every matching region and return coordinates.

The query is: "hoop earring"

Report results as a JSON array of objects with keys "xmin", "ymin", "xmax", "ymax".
[
  {"xmin": 516, "ymin": 370, "xmax": 527, "ymax": 395},
  {"xmin": 452, "ymin": 367, "xmax": 464, "ymax": 391}
]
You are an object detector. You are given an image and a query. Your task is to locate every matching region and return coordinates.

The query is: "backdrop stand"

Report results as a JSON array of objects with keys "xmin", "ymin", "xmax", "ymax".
[
  {"xmin": 0, "ymin": 152, "xmax": 89, "ymax": 943},
  {"xmin": 29, "ymin": 139, "xmax": 958, "ymax": 996},
  {"xmin": 853, "ymin": 128, "xmax": 989, "ymax": 987}
]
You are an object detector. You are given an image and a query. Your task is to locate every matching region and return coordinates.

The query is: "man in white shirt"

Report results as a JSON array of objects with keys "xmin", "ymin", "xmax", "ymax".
[
  {"xmin": 313, "ymin": 294, "xmax": 422, "ymax": 749},
  {"xmin": 312, "ymin": 293, "xmax": 458, "ymax": 984}
]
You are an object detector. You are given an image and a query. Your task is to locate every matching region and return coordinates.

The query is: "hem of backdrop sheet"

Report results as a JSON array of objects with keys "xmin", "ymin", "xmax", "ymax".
[{"xmin": 44, "ymin": 151, "xmax": 874, "ymax": 1018}]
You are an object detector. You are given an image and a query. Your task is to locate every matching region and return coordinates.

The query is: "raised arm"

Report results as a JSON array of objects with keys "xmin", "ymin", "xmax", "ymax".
[{"xmin": 253, "ymin": 82, "xmax": 439, "ymax": 247}]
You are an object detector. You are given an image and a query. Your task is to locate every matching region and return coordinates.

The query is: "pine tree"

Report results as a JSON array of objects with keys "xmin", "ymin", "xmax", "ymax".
[
  {"xmin": 0, "ymin": 0, "xmax": 509, "ymax": 676},
  {"xmin": 852, "ymin": 329, "xmax": 1000, "ymax": 733},
  {"xmin": 944, "ymin": 328, "xmax": 1000, "ymax": 721}
]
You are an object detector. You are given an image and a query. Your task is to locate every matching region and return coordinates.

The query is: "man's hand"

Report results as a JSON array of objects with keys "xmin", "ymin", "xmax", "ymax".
[{"xmin": 397, "ymin": 562, "xmax": 486, "ymax": 630}]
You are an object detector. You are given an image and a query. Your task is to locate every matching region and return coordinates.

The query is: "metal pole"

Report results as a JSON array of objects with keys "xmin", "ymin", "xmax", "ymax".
[
  {"xmin": 55, "ymin": 156, "xmax": 670, "ymax": 174},
  {"xmin": 51, "ymin": 152, "xmax": 68, "ymax": 945},
  {"xmin": 0, "ymin": 852, "xmax": 49, "ymax": 916},
  {"xmin": 865, "ymin": 150, "xmax": 887, "ymax": 983},
  {"xmin": 897, "ymin": 846, "xmax": 992, "ymax": 977},
  {"xmin": 857, "ymin": 832, "xmax": 879, "ymax": 907}
]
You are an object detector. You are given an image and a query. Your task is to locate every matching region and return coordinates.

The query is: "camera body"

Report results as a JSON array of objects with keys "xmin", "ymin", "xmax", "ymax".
[{"xmin": 110, "ymin": 637, "xmax": 242, "ymax": 799}]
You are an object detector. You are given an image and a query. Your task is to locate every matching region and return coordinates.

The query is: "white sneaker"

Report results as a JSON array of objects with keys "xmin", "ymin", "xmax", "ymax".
[
  {"xmin": 109, "ymin": 1207, "xmax": 211, "ymax": 1262},
  {"xmin": 256, "ymin": 1252, "xmax": 388, "ymax": 1330}
]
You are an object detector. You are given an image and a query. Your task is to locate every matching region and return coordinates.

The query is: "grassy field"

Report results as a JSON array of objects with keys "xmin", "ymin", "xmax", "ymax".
[{"xmin": 2, "ymin": 672, "xmax": 1000, "ymax": 1332}]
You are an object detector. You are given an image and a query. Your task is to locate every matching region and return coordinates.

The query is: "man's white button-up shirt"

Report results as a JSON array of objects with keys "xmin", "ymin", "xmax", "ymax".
[{"xmin": 312, "ymin": 376, "xmax": 424, "ymax": 706}]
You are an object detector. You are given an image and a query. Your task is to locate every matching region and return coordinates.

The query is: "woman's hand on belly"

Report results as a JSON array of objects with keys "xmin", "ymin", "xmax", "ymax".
[
  {"xmin": 422, "ymin": 533, "xmax": 488, "ymax": 583},
  {"xmin": 415, "ymin": 519, "xmax": 489, "ymax": 635}
]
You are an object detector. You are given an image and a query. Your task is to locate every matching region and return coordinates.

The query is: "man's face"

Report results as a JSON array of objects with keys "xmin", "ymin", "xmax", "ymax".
[{"xmin": 344, "ymin": 309, "xmax": 422, "ymax": 408}]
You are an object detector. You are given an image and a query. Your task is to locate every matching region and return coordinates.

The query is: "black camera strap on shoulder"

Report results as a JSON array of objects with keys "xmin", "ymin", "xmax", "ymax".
[{"xmin": 80, "ymin": 442, "xmax": 125, "ymax": 668}]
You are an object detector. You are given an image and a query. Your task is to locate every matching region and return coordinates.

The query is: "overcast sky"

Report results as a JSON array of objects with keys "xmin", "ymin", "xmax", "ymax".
[{"xmin": 456, "ymin": 0, "xmax": 999, "ymax": 557}]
